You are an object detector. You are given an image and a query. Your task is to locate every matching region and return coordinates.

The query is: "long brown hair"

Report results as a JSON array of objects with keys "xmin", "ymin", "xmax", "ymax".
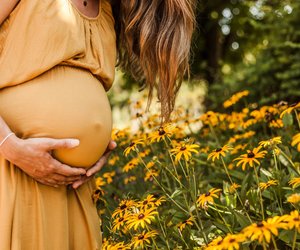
[{"xmin": 111, "ymin": 0, "xmax": 196, "ymax": 122}]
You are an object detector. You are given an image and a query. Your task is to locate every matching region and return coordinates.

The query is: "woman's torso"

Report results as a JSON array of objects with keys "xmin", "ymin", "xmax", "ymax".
[{"xmin": 0, "ymin": 0, "xmax": 117, "ymax": 167}]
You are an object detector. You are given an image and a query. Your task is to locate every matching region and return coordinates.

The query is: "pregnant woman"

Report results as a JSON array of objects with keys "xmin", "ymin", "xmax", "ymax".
[{"xmin": 0, "ymin": 0, "xmax": 195, "ymax": 249}]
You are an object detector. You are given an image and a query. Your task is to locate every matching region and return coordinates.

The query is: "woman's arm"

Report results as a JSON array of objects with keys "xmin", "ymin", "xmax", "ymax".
[
  {"xmin": 0, "ymin": 0, "xmax": 20, "ymax": 25},
  {"xmin": 0, "ymin": 115, "xmax": 87, "ymax": 187}
]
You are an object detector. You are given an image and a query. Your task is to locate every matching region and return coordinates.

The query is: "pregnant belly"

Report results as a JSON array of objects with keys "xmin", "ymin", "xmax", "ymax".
[{"xmin": 0, "ymin": 66, "xmax": 112, "ymax": 168}]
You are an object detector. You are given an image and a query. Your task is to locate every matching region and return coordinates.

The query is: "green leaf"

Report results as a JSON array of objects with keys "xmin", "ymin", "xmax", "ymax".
[{"xmin": 282, "ymin": 113, "xmax": 294, "ymax": 127}]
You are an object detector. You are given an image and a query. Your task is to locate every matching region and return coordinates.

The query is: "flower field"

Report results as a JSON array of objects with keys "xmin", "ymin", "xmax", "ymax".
[{"xmin": 94, "ymin": 91, "xmax": 300, "ymax": 249}]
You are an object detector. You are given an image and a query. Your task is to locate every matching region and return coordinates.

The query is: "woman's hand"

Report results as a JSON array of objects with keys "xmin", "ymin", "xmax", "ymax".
[
  {"xmin": 0, "ymin": 134, "xmax": 87, "ymax": 187},
  {"xmin": 71, "ymin": 140, "xmax": 117, "ymax": 189}
]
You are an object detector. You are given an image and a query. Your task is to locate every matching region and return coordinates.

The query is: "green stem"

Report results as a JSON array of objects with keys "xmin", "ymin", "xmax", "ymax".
[
  {"xmin": 137, "ymin": 153, "xmax": 189, "ymax": 214},
  {"xmin": 272, "ymin": 236, "xmax": 279, "ymax": 250},
  {"xmin": 221, "ymin": 158, "xmax": 252, "ymax": 223},
  {"xmin": 292, "ymin": 228, "xmax": 297, "ymax": 250},
  {"xmin": 157, "ymin": 213, "xmax": 171, "ymax": 250},
  {"xmin": 277, "ymin": 146, "xmax": 300, "ymax": 176},
  {"xmin": 213, "ymin": 205, "xmax": 232, "ymax": 233},
  {"xmin": 253, "ymin": 166, "xmax": 265, "ymax": 220},
  {"xmin": 294, "ymin": 110, "xmax": 300, "ymax": 130}
]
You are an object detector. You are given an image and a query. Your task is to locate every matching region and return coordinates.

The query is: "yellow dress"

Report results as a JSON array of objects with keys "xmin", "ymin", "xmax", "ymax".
[{"xmin": 0, "ymin": 0, "xmax": 116, "ymax": 249}]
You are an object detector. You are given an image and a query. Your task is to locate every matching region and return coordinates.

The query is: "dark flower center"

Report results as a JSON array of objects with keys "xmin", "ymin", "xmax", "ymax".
[
  {"xmin": 143, "ymin": 200, "xmax": 148, "ymax": 205},
  {"xmin": 247, "ymin": 152, "xmax": 255, "ymax": 158},
  {"xmin": 215, "ymin": 148, "xmax": 222, "ymax": 152},
  {"xmin": 138, "ymin": 235, "xmax": 145, "ymax": 240},
  {"xmin": 256, "ymin": 222, "xmax": 264, "ymax": 227},
  {"xmin": 129, "ymin": 142, "xmax": 135, "ymax": 147},
  {"xmin": 294, "ymin": 217, "xmax": 300, "ymax": 222},
  {"xmin": 205, "ymin": 192, "xmax": 211, "ymax": 197},
  {"xmin": 118, "ymin": 217, "xmax": 124, "ymax": 222},
  {"xmin": 120, "ymin": 204, "xmax": 127, "ymax": 210},
  {"xmin": 138, "ymin": 213, "xmax": 145, "ymax": 220},
  {"xmin": 180, "ymin": 146, "xmax": 187, "ymax": 151},
  {"xmin": 229, "ymin": 238, "xmax": 236, "ymax": 243},
  {"xmin": 158, "ymin": 128, "xmax": 166, "ymax": 136}
]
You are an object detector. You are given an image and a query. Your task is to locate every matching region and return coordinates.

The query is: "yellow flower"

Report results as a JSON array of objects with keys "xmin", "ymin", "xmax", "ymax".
[
  {"xmin": 269, "ymin": 119, "xmax": 283, "ymax": 128},
  {"xmin": 196, "ymin": 188, "xmax": 222, "ymax": 209},
  {"xmin": 170, "ymin": 142, "xmax": 200, "ymax": 163},
  {"xmin": 259, "ymin": 180, "xmax": 278, "ymax": 191},
  {"xmin": 200, "ymin": 111, "xmax": 219, "ymax": 126},
  {"xmin": 223, "ymin": 90, "xmax": 249, "ymax": 108},
  {"xmin": 219, "ymin": 233, "xmax": 246, "ymax": 250},
  {"xmin": 289, "ymin": 177, "xmax": 300, "ymax": 189},
  {"xmin": 144, "ymin": 169, "xmax": 159, "ymax": 182},
  {"xmin": 103, "ymin": 171, "xmax": 115, "ymax": 184},
  {"xmin": 108, "ymin": 155, "xmax": 119, "ymax": 165},
  {"xmin": 112, "ymin": 199, "xmax": 137, "ymax": 218},
  {"xmin": 123, "ymin": 139, "xmax": 145, "ymax": 156},
  {"xmin": 112, "ymin": 214, "xmax": 129, "ymax": 232},
  {"xmin": 138, "ymin": 194, "xmax": 157, "ymax": 209},
  {"xmin": 92, "ymin": 188, "xmax": 105, "ymax": 203},
  {"xmin": 148, "ymin": 123, "xmax": 176, "ymax": 143},
  {"xmin": 177, "ymin": 216, "xmax": 195, "ymax": 231},
  {"xmin": 130, "ymin": 230, "xmax": 158, "ymax": 249},
  {"xmin": 103, "ymin": 241, "xmax": 131, "ymax": 250},
  {"xmin": 291, "ymin": 133, "xmax": 300, "ymax": 152},
  {"xmin": 205, "ymin": 236, "xmax": 223, "ymax": 250},
  {"xmin": 207, "ymin": 144, "xmax": 233, "ymax": 162},
  {"xmin": 95, "ymin": 176, "xmax": 106, "ymax": 188},
  {"xmin": 124, "ymin": 176, "xmax": 137, "ymax": 185},
  {"xmin": 122, "ymin": 158, "xmax": 139, "ymax": 172},
  {"xmin": 280, "ymin": 102, "xmax": 300, "ymax": 118},
  {"xmin": 229, "ymin": 183, "xmax": 241, "ymax": 194},
  {"xmin": 234, "ymin": 146, "xmax": 267, "ymax": 170},
  {"xmin": 126, "ymin": 207, "xmax": 158, "ymax": 230},
  {"xmin": 259, "ymin": 136, "xmax": 282, "ymax": 148},
  {"xmin": 242, "ymin": 216, "xmax": 283, "ymax": 243},
  {"xmin": 281, "ymin": 210, "xmax": 300, "ymax": 233},
  {"xmin": 287, "ymin": 193, "xmax": 300, "ymax": 204}
]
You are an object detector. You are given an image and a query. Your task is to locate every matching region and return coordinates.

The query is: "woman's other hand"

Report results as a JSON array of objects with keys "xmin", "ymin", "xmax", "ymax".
[
  {"xmin": 0, "ymin": 134, "xmax": 86, "ymax": 187},
  {"xmin": 71, "ymin": 139, "xmax": 117, "ymax": 189}
]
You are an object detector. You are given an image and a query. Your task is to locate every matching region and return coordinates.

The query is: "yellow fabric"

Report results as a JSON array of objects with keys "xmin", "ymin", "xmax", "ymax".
[{"xmin": 0, "ymin": 0, "xmax": 117, "ymax": 249}]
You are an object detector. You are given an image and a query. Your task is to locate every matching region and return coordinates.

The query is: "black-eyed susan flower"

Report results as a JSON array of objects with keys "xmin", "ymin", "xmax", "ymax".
[
  {"xmin": 112, "ymin": 199, "xmax": 137, "ymax": 218},
  {"xmin": 207, "ymin": 144, "xmax": 233, "ymax": 162},
  {"xmin": 218, "ymin": 233, "xmax": 246, "ymax": 250},
  {"xmin": 259, "ymin": 136, "xmax": 282, "ymax": 148},
  {"xmin": 177, "ymin": 216, "xmax": 195, "ymax": 231},
  {"xmin": 123, "ymin": 139, "xmax": 145, "ymax": 156},
  {"xmin": 200, "ymin": 111, "xmax": 219, "ymax": 126},
  {"xmin": 289, "ymin": 177, "xmax": 300, "ymax": 189},
  {"xmin": 95, "ymin": 176, "xmax": 106, "ymax": 188},
  {"xmin": 242, "ymin": 216, "xmax": 284, "ymax": 243},
  {"xmin": 103, "ymin": 171, "xmax": 115, "ymax": 184},
  {"xmin": 205, "ymin": 236, "xmax": 223, "ymax": 250},
  {"xmin": 126, "ymin": 207, "xmax": 158, "ymax": 230},
  {"xmin": 233, "ymin": 146, "xmax": 267, "ymax": 170},
  {"xmin": 124, "ymin": 176, "xmax": 137, "ymax": 185},
  {"xmin": 196, "ymin": 188, "xmax": 222, "ymax": 209},
  {"xmin": 123, "ymin": 158, "xmax": 139, "ymax": 172},
  {"xmin": 223, "ymin": 90, "xmax": 249, "ymax": 108},
  {"xmin": 92, "ymin": 188, "xmax": 105, "ymax": 203},
  {"xmin": 138, "ymin": 194, "xmax": 157, "ymax": 209},
  {"xmin": 130, "ymin": 230, "xmax": 158, "ymax": 249},
  {"xmin": 112, "ymin": 214, "xmax": 129, "ymax": 232},
  {"xmin": 287, "ymin": 193, "xmax": 300, "ymax": 204},
  {"xmin": 259, "ymin": 180, "xmax": 278, "ymax": 191},
  {"xmin": 280, "ymin": 102, "xmax": 300, "ymax": 118},
  {"xmin": 281, "ymin": 210, "xmax": 300, "ymax": 233},
  {"xmin": 102, "ymin": 241, "xmax": 131, "ymax": 250},
  {"xmin": 144, "ymin": 169, "xmax": 159, "ymax": 182},
  {"xmin": 229, "ymin": 183, "xmax": 241, "ymax": 194},
  {"xmin": 108, "ymin": 155, "xmax": 119, "ymax": 165},
  {"xmin": 291, "ymin": 133, "xmax": 300, "ymax": 152},
  {"xmin": 170, "ymin": 141, "xmax": 200, "ymax": 163},
  {"xmin": 148, "ymin": 123, "xmax": 176, "ymax": 143}
]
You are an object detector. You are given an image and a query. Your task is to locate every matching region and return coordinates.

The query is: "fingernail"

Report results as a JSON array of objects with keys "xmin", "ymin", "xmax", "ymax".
[
  {"xmin": 86, "ymin": 171, "xmax": 92, "ymax": 177},
  {"xmin": 70, "ymin": 139, "xmax": 80, "ymax": 147},
  {"xmin": 111, "ymin": 141, "xmax": 117, "ymax": 148}
]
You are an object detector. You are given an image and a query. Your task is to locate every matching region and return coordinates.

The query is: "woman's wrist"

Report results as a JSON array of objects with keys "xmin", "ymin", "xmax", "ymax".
[{"xmin": 0, "ymin": 133, "xmax": 22, "ymax": 161}]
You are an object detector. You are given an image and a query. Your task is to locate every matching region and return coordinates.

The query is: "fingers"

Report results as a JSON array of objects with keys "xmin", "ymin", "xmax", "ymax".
[
  {"xmin": 50, "ymin": 158, "xmax": 86, "ymax": 176},
  {"xmin": 86, "ymin": 155, "xmax": 109, "ymax": 177},
  {"xmin": 38, "ymin": 138, "xmax": 80, "ymax": 150},
  {"xmin": 72, "ymin": 175, "xmax": 92, "ymax": 189}
]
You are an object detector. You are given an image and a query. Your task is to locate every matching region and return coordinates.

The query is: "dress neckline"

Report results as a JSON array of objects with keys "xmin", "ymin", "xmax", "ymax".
[{"xmin": 68, "ymin": 0, "xmax": 101, "ymax": 21}]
